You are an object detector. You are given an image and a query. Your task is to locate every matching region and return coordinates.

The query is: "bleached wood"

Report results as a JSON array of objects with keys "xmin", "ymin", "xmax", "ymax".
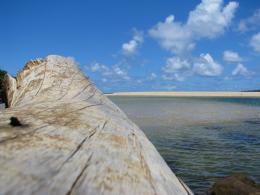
[{"xmin": 0, "ymin": 55, "xmax": 193, "ymax": 195}]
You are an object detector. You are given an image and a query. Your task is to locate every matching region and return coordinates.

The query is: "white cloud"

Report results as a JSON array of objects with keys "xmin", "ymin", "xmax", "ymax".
[
  {"xmin": 148, "ymin": 73, "xmax": 157, "ymax": 80},
  {"xmin": 149, "ymin": 0, "xmax": 238, "ymax": 54},
  {"xmin": 162, "ymin": 74, "xmax": 185, "ymax": 81},
  {"xmin": 162, "ymin": 54, "xmax": 223, "ymax": 81},
  {"xmin": 122, "ymin": 40, "xmax": 138, "ymax": 54},
  {"xmin": 89, "ymin": 63, "xmax": 111, "ymax": 76},
  {"xmin": 112, "ymin": 66, "xmax": 130, "ymax": 80},
  {"xmin": 161, "ymin": 85, "xmax": 177, "ymax": 91},
  {"xmin": 238, "ymin": 9, "xmax": 260, "ymax": 32},
  {"xmin": 122, "ymin": 30, "xmax": 143, "ymax": 55},
  {"xmin": 250, "ymin": 32, "xmax": 260, "ymax": 53},
  {"xmin": 193, "ymin": 53, "xmax": 223, "ymax": 76},
  {"xmin": 232, "ymin": 64, "xmax": 253, "ymax": 77},
  {"xmin": 87, "ymin": 62, "xmax": 130, "ymax": 81},
  {"xmin": 162, "ymin": 57, "xmax": 190, "ymax": 81},
  {"xmin": 187, "ymin": 0, "xmax": 238, "ymax": 38},
  {"xmin": 223, "ymin": 50, "xmax": 242, "ymax": 62},
  {"xmin": 163, "ymin": 57, "xmax": 190, "ymax": 73},
  {"xmin": 149, "ymin": 15, "xmax": 194, "ymax": 54}
]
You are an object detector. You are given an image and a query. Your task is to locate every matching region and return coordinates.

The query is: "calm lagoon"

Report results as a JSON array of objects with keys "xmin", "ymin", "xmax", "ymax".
[{"xmin": 109, "ymin": 96, "xmax": 260, "ymax": 194}]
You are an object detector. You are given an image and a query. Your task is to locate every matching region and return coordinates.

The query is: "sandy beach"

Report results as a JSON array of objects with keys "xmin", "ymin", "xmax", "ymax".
[{"xmin": 107, "ymin": 91, "xmax": 260, "ymax": 97}]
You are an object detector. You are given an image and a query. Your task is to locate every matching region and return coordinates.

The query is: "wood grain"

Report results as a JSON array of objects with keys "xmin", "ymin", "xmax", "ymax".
[{"xmin": 0, "ymin": 55, "xmax": 193, "ymax": 195}]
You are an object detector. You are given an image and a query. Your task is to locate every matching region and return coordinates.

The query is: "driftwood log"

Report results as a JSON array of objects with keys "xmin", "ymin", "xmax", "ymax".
[{"xmin": 0, "ymin": 55, "xmax": 193, "ymax": 195}]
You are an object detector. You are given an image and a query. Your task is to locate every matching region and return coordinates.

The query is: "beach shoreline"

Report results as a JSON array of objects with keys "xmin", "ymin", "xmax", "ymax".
[{"xmin": 106, "ymin": 91, "xmax": 260, "ymax": 97}]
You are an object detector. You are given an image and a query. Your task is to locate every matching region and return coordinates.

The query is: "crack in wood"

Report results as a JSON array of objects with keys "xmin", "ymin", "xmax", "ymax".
[
  {"xmin": 57, "ymin": 70, "xmax": 81, "ymax": 101},
  {"xmin": 72, "ymin": 83, "xmax": 92, "ymax": 99},
  {"xmin": 88, "ymin": 127, "xmax": 98, "ymax": 139},
  {"xmin": 71, "ymin": 102, "xmax": 103, "ymax": 113},
  {"xmin": 35, "ymin": 62, "xmax": 47, "ymax": 96},
  {"xmin": 83, "ymin": 89, "xmax": 97, "ymax": 102},
  {"xmin": 0, "ymin": 135, "xmax": 19, "ymax": 144},
  {"xmin": 177, "ymin": 177, "xmax": 192, "ymax": 195},
  {"xmin": 11, "ymin": 78, "xmax": 33, "ymax": 106},
  {"xmin": 0, "ymin": 124, "xmax": 49, "ymax": 144},
  {"xmin": 101, "ymin": 120, "xmax": 108, "ymax": 130},
  {"xmin": 1, "ymin": 55, "xmax": 193, "ymax": 195},
  {"xmin": 61, "ymin": 126, "xmax": 98, "ymax": 166},
  {"xmin": 66, "ymin": 153, "xmax": 93, "ymax": 195}
]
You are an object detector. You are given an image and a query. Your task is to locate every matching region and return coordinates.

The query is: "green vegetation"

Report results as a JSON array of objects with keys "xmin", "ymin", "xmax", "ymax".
[
  {"xmin": 242, "ymin": 90, "xmax": 260, "ymax": 92},
  {"xmin": 0, "ymin": 69, "xmax": 6, "ymax": 81},
  {"xmin": 0, "ymin": 69, "xmax": 7, "ymax": 104}
]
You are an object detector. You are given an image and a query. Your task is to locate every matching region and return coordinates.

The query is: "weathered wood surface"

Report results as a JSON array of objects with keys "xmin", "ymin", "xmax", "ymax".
[{"xmin": 0, "ymin": 55, "xmax": 193, "ymax": 195}]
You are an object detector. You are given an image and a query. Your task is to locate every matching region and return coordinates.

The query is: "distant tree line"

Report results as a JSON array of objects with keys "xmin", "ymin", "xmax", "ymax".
[{"xmin": 242, "ymin": 90, "xmax": 260, "ymax": 92}]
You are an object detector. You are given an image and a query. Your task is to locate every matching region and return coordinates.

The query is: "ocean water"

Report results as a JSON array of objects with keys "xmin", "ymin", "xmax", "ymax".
[{"xmin": 109, "ymin": 96, "xmax": 260, "ymax": 194}]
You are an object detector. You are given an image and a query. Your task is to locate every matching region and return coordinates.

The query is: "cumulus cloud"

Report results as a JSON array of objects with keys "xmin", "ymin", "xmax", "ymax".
[
  {"xmin": 162, "ymin": 57, "xmax": 190, "ymax": 81},
  {"xmin": 87, "ymin": 62, "xmax": 130, "ymax": 81},
  {"xmin": 193, "ymin": 53, "xmax": 223, "ymax": 76},
  {"xmin": 223, "ymin": 50, "xmax": 242, "ymax": 62},
  {"xmin": 250, "ymin": 32, "xmax": 260, "ymax": 53},
  {"xmin": 162, "ymin": 53, "xmax": 223, "ymax": 81},
  {"xmin": 113, "ymin": 66, "xmax": 130, "ymax": 80},
  {"xmin": 89, "ymin": 63, "xmax": 111, "ymax": 75},
  {"xmin": 163, "ymin": 57, "xmax": 190, "ymax": 73},
  {"xmin": 238, "ymin": 9, "xmax": 260, "ymax": 32},
  {"xmin": 122, "ymin": 30, "xmax": 143, "ymax": 55},
  {"xmin": 149, "ymin": 0, "xmax": 238, "ymax": 54},
  {"xmin": 232, "ymin": 64, "xmax": 253, "ymax": 77},
  {"xmin": 149, "ymin": 15, "xmax": 194, "ymax": 54},
  {"xmin": 187, "ymin": 0, "xmax": 238, "ymax": 38}
]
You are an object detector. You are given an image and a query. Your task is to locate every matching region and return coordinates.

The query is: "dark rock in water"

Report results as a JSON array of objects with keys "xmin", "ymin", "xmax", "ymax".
[{"xmin": 207, "ymin": 173, "xmax": 260, "ymax": 195}]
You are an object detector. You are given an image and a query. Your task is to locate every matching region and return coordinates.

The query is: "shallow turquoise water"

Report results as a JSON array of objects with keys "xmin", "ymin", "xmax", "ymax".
[{"xmin": 109, "ymin": 96, "xmax": 260, "ymax": 194}]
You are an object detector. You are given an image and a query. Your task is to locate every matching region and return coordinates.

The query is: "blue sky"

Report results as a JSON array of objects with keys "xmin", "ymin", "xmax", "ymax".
[{"xmin": 1, "ymin": 0, "xmax": 260, "ymax": 92}]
